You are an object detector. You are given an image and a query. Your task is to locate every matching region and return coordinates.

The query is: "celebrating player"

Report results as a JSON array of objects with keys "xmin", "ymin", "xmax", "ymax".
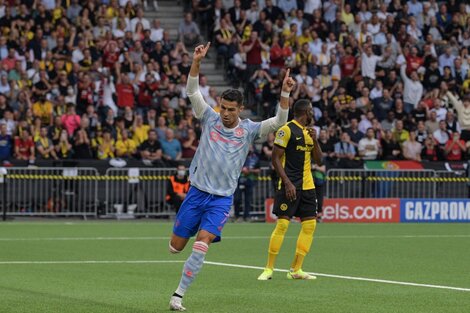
[
  {"xmin": 168, "ymin": 42, "xmax": 296, "ymax": 311},
  {"xmin": 258, "ymin": 99, "xmax": 323, "ymax": 281}
]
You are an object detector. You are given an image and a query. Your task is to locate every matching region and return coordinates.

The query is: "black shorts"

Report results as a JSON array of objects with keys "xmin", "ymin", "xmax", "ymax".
[{"xmin": 272, "ymin": 188, "xmax": 318, "ymax": 218}]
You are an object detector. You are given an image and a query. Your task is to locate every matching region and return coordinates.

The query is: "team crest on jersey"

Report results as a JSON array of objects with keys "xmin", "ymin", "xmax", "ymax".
[
  {"xmin": 280, "ymin": 203, "xmax": 288, "ymax": 211},
  {"xmin": 235, "ymin": 127, "xmax": 244, "ymax": 137},
  {"xmin": 210, "ymin": 131, "xmax": 220, "ymax": 141}
]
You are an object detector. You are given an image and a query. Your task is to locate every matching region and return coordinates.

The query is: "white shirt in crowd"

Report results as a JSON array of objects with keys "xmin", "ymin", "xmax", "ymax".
[
  {"xmin": 358, "ymin": 137, "xmax": 380, "ymax": 160},
  {"xmin": 400, "ymin": 65, "xmax": 423, "ymax": 107},
  {"xmin": 361, "ymin": 52, "xmax": 383, "ymax": 79}
]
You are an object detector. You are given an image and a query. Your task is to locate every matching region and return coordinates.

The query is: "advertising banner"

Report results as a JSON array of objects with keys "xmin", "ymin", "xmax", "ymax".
[
  {"xmin": 322, "ymin": 198, "xmax": 401, "ymax": 223},
  {"xmin": 400, "ymin": 199, "xmax": 470, "ymax": 222}
]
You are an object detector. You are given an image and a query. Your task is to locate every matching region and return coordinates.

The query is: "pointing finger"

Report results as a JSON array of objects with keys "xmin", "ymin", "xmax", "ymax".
[{"xmin": 285, "ymin": 68, "xmax": 290, "ymax": 78}]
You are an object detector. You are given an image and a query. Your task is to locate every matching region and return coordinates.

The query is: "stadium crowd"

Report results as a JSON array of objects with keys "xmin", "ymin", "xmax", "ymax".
[{"xmin": 0, "ymin": 0, "xmax": 469, "ymax": 168}]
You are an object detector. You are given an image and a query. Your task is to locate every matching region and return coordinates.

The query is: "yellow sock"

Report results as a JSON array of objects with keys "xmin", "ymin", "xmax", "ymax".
[
  {"xmin": 291, "ymin": 219, "xmax": 317, "ymax": 271},
  {"xmin": 266, "ymin": 218, "xmax": 290, "ymax": 269}
]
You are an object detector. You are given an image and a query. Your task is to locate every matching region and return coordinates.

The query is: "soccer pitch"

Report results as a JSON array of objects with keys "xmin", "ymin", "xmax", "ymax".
[{"xmin": 0, "ymin": 222, "xmax": 469, "ymax": 313}]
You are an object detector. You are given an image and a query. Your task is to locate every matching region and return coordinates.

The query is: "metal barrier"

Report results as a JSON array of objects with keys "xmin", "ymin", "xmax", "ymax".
[
  {"xmin": 1, "ymin": 166, "xmax": 468, "ymax": 219},
  {"xmin": 434, "ymin": 170, "xmax": 469, "ymax": 198},
  {"xmin": 325, "ymin": 168, "xmax": 469, "ymax": 199},
  {"xmin": 3, "ymin": 167, "xmax": 99, "ymax": 217},
  {"xmin": 104, "ymin": 167, "xmax": 175, "ymax": 217}
]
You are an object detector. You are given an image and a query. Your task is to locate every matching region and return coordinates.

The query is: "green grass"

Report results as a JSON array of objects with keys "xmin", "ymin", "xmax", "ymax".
[{"xmin": 0, "ymin": 221, "xmax": 469, "ymax": 313}]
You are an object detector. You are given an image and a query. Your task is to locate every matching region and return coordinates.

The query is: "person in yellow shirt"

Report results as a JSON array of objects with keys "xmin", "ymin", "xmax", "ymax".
[
  {"xmin": 392, "ymin": 120, "xmax": 410, "ymax": 146},
  {"xmin": 132, "ymin": 114, "xmax": 150, "ymax": 145},
  {"xmin": 297, "ymin": 28, "xmax": 312, "ymax": 48},
  {"xmin": 341, "ymin": 1, "xmax": 354, "ymax": 26},
  {"xmin": 115, "ymin": 130, "xmax": 137, "ymax": 158},
  {"xmin": 32, "ymin": 96, "xmax": 53, "ymax": 126},
  {"xmin": 97, "ymin": 129, "xmax": 115, "ymax": 160}
]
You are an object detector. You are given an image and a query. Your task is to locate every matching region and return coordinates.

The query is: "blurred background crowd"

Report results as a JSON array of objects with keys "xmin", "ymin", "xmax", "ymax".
[{"xmin": 0, "ymin": 0, "xmax": 469, "ymax": 168}]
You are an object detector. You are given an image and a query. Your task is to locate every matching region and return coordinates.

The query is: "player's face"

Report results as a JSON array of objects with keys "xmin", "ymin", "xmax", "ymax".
[
  {"xmin": 306, "ymin": 106, "xmax": 314, "ymax": 126},
  {"xmin": 219, "ymin": 99, "xmax": 243, "ymax": 128}
]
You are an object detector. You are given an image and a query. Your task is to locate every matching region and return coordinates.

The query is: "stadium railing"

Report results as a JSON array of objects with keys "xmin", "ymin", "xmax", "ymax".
[
  {"xmin": 1, "ymin": 167, "xmax": 99, "ymax": 217},
  {"xmin": 104, "ymin": 167, "xmax": 175, "ymax": 218},
  {"xmin": 0, "ymin": 167, "xmax": 468, "ymax": 219}
]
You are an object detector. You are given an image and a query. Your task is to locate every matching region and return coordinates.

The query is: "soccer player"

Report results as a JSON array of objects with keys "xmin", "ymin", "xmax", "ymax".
[
  {"xmin": 168, "ymin": 42, "xmax": 296, "ymax": 311},
  {"xmin": 258, "ymin": 99, "xmax": 323, "ymax": 281}
]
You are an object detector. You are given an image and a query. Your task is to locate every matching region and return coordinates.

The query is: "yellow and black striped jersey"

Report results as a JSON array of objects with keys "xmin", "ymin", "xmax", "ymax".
[{"xmin": 274, "ymin": 120, "xmax": 315, "ymax": 191}]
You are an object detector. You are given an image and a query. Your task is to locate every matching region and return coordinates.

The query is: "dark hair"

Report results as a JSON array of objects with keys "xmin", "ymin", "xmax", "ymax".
[
  {"xmin": 293, "ymin": 99, "xmax": 311, "ymax": 118},
  {"xmin": 220, "ymin": 89, "xmax": 243, "ymax": 106}
]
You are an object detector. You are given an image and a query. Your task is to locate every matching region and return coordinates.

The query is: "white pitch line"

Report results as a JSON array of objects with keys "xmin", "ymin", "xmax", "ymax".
[
  {"xmin": 0, "ymin": 260, "xmax": 185, "ymax": 265},
  {"xmin": 0, "ymin": 234, "xmax": 469, "ymax": 241},
  {"xmin": 204, "ymin": 261, "xmax": 470, "ymax": 292},
  {"xmin": 0, "ymin": 259, "xmax": 468, "ymax": 292}
]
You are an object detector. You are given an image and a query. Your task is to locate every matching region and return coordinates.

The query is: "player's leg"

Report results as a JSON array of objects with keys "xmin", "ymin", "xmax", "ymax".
[
  {"xmin": 258, "ymin": 190, "xmax": 298, "ymax": 280},
  {"xmin": 169, "ymin": 187, "xmax": 205, "ymax": 253},
  {"xmin": 170, "ymin": 193, "xmax": 231, "ymax": 311},
  {"xmin": 257, "ymin": 216, "xmax": 290, "ymax": 280},
  {"xmin": 287, "ymin": 189, "xmax": 318, "ymax": 280}
]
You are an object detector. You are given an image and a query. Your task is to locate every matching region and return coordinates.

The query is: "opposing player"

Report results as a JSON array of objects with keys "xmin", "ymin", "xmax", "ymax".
[
  {"xmin": 258, "ymin": 99, "xmax": 323, "ymax": 281},
  {"xmin": 168, "ymin": 42, "xmax": 295, "ymax": 311}
]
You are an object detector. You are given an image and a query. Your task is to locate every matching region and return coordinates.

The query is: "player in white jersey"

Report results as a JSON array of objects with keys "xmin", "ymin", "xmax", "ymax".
[{"xmin": 168, "ymin": 42, "xmax": 295, "ymax": 311}]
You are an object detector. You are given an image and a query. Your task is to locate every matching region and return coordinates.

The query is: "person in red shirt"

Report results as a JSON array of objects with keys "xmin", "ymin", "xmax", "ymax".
[
  {"xmin": 61, "ymin": 103, "xmax": 81, "ymax": 136},
  {"xmin": 243, "ymin": 31, "xmax": 269, "ymax": 77},
  {"xmin": 340, "ymin": 46, "xmax": 358, "ymax": 82},
  {"xmin": 115, "ymin": 62, "xmax": 140, "ymax": 112},
  {"xmin": 102, "ymin": 40, "xmax": 120, "ymax": 68},
  {"xmin": 137, "ymin": 73, "xmax": 159, "ymax": 114},
  {"xmin": 444, "ymin": 132, "xmax": 466, "ymax": 161},
  {"xmin": 269, "ymin": 34, "xmax": 285, "ymax": 75},
  {"xmin": 14, "ymin": 128, "xmax": 35, "ymax": 162},
  {"xmin": 405, "ymin": 46, "xmax": 424, "ymax": 76}
]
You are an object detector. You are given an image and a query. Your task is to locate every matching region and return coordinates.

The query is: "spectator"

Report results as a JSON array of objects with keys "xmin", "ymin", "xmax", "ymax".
[
  {"xmin": 400, "ymin": 64, "xmax": 423, "ymax": 114},
  {"xmin": 421, "ymin": 135, "xmax": 442, "ymax": 161},
  {"xmin": 132, "ymin": 114, "xmax": 150, "ymax": 146},
  {"xmin": 333, "ymin": 132, "xmax": 356, "ymax": 168},
  {"xmin": 444, "ymin": 132, "xmax": 466, "ymax": 161},
  {"xmin": 116, "ymin": 129, "xmax": 137, "ymax": 159},
  {"xmin": 243, "ymin": 31, "xmax": 269, "ymax": 79},
  {"xmin": 381, "ymin": 129, "xmax": 403, "ymax": 160},
  {"xmin": 161, "ymin": 128, "xmax": 182, "ymax": 164},
  {"xmin": 73, "ymin": 117, "xmax": 93, "ymax": 159},
  {"xmin": 32, "ymin": 96, "xmax": 53, "ymax": 126},
  {"xmin": 97, "ymin": 129, "xmax": 116, "ymax": 160},
  {"xmin": 55, "ymin": 129, "xmax": 73, "ymax": 159},
  {"xmin": 392, "ymin": 120, "xmax": 410, "ymax": 146},
  {"xmin": 139, "ymin": 129, "xmax": 163, "ymax": 165},
  {"xmin": 61, "ymin": 104, "xmax": 81, "ymax": 137},
  {"xmin": 358, "ymin": 127, "xmax": 381, "ymax": 160},
  {"xmin": 346, "ymin": 118, "xmax": 364, "ymax": 148},
  {"xmin": 403, "ymin": 131, "xmax": 422, "ymax": 161},
  {"xmin": 0, "ymin": 123, "xmax": 12, "ymax": 164},
  {"xmin": 166, "ymin": 164, "xmax": 190, "ymax": 213},
  {"xmin": 181, "ymin": 127, "xmax": 199, "ymax": 159},
  {"xmin": 433, "ymin": 120, "xmax": 451, "ymax": 148},
  {"xmin": 35, "ymin": 126, "xmax": 58, "ymax": 160},
  {"xmin": 447, "ymin": 91, "xmax": 470, "ymax": 141},
  {"xmin": 233, "ymin": 145, "xmax": 260, "ymax": 221},
  {"xmin": 178, "ymin": 12, "xmax": 202, "ymax": 47}
]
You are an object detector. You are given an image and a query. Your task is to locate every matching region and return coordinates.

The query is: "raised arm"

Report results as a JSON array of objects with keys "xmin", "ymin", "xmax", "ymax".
[
  {"xmin": 187, "ymin": 42, "xmax": 211, "ymax": 119},
  {"xmin": 446, "ymin": 91, "xmax": 463, "ymax": 111},
  {"xmin": 259, "ymin": 68, "xmax": 295, "ymax": 139}
]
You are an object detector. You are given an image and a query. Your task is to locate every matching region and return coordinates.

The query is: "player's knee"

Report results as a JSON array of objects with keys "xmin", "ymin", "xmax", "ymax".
[
  {"xmin": 301, "ymin": 219, "xmax": 316, "ymax": 235},
  {"xmin": 169, "ymin": 241, "xmax": 182, "ymax": 254},
  {"xmin": 274, "ymin": 218, "xmax": 290, "ymax": 235}
]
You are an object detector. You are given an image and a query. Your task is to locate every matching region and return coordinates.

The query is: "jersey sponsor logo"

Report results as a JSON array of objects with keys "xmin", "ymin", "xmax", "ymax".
[
  {"xmin": 322, "ymin": 199, "xmax": 400, "ymax": 223},
  {"xmin": 209, "ymin": 131, "xmax": 243, "ymax": 146},
  {"xmin": 296, "ymin": 145, "xmax": 313, "ymax": 151},
  {"xmin": 401, "ymin": 199, "xmax": 470, "ymax": 222},
  {"xmin": 296, "ymin": 137, "xmax": 302, "ymax": 140}
]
